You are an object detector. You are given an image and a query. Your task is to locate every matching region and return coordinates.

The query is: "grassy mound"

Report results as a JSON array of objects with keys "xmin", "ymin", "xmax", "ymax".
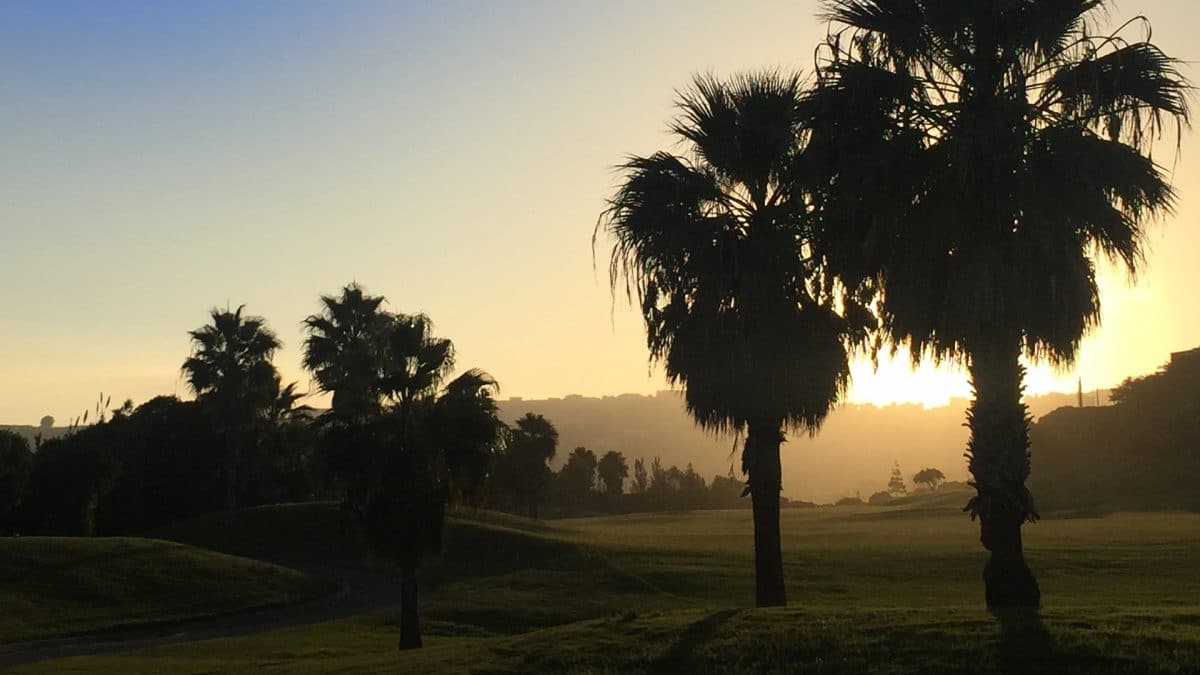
[{"xmin": 0, "ymin": 537, "xmax": 335, "ymax": 643}]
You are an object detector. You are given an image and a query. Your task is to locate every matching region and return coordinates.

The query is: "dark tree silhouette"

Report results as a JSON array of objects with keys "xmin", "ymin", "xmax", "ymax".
[
  {"xmin": 807, "ymin": 0, "xmax": 1190, "ymax": 608},
  {"xmin": 599, "ymin": 72, "xmax": 872, "ymax": 607},
  {"xmin": 631, "ymin": 457, "xmax": 649, "ymax": 494},
  {"xmin": 303, "ymin": 284, "xmax": 505, "ymax": 651},
  {"xmin": 888, "ymin": 461, "xmax": 907, "ymax": 496},
  {"xmin": 495, "ymin": 413, "xmax": 559, "ymax": 518},
  {"xmin": 597, "ymin": 450, "xmax": 629, "ymax": 495},
  {"xmin": 557, "ymin": 447, "xmax": 598, "ymax": 501},
  {"xmin": 913, "ymin": 468, "xmax": 946, "ymax": 492},
  {"xmin": 182, "ymin": 306, "xmax": 282, "ymax": 510},
  {"xmin": 0, "ymin": 430, "xmax": 33, "ymax": 532},
  {"xmin": 868, "ymin": 490, "xmax": 893, "ymax": 505}
]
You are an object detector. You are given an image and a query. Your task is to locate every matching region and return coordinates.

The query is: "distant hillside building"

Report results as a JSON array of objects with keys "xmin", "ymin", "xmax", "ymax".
[{"xmin": 1169, "ymin": 347, "xmax": 1200, "ymax": 373}]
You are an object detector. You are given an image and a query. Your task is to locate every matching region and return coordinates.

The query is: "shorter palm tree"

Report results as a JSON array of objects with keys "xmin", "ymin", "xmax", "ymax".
[
  {"xmin": 182, "ymin": 306, "xmax": 281, "ymax": 510},
  {"xmin": 599, "ymin": 72, "xmax": 873, "ymax": 607},
  {"xmin": 303, "ymin": 284, "xmax": 505, "ymax": 650},
  {"xmin": 597, "ymin": 451, "xmax": 629, "ymax": 496},
  {"xmin": 494, "ymin": 413, "xmax": 559, "ymax": 517}
]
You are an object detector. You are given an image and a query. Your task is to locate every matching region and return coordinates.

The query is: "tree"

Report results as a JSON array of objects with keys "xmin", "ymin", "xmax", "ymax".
[
  {"xmin": 496, "ymin": 413, "xmax": 558, "ymax": 517},
  {"xmin": 868, "ymin": 490, "xmax": 893, "ymax": 505},
  {"xmin": 887, "ymin": 461, "xmax": 907, "ymax": 496},
  {"xmin": 303, "ymin": 284, "xmax": 505, "ymax": 650},
  {"xmin": 557, "ymin": 447, "xmax": 598, "ymax": 502},
  {"xmin": 913, "ymin": 468, "xmax": 946, "ymax": 492},
  {"xmin": 182, "ymin": 306, "xmax": 282, "ymax": 510},
  {"xmin": 631, "ymin": 457, "xmax": 649, "ymax": 494},
  {"xmin": 244, "ymin": 379, "xmax": 318, "ymax": 506},
  {"xmin": 597, "ymin": 451, "xmax": 629, "ymax": 495},
  {"xmin": 808, "ymin": 0, "xmax": 1189, "ymax": 608},
  {"xmin": 677, "ymin": 463, "xmax": 709, "ymax": 509},
  {"xmin": 709, "ymin": 472, "xmax": 746, "ymax": 508},
  {"xmin": 599, "ymin": 72, "xmax": 872, "ymax": 606},
  {"xmin": 0, "ymin": 430, "xmax": 33, "ymax": 532},
  {"xmin": 648, "ymin": 456, "xmax": 671, "ymax": 496}
]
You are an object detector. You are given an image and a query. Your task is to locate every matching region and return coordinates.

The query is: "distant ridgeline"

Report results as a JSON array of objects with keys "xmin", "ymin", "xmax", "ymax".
[
  {"xmin": 1030, "ymin": 347, "xmax": 1200, "ymax": 513},
  {"xmin": 0, "ymin": 422, "xmax": 67, "ymax": 447}
]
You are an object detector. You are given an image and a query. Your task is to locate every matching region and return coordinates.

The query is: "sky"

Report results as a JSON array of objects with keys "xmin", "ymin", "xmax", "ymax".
[{"xmin": 1, "ymin": 0, "xmax": 1198, "ymax": 425}]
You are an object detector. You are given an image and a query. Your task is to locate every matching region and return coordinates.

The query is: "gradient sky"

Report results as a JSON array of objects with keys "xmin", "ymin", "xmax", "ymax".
[{"xmin": 1, "ymin": 0, "xmax": 1197, "ymax": 425}]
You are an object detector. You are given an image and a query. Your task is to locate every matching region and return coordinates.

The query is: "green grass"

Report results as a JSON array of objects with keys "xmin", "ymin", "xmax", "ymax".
[
  {"xmin": 0, "ymin": 537, "xmax": 336, "ymax": 643},
  {"xmin": 11, "ymin": 493, "xmax": 1200, "ymax": 673}
]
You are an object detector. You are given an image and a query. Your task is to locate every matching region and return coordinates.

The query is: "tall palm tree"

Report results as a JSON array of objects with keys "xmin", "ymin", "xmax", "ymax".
[
  {"xmin": 598, "ymin": 72, "xmax": 872, "ymax": 607},
  {"xmin": 182, "ymin": 306, "xmax": 281, "ymax": 510},
  {"xmin": 302, "ymin": 283, "xmax": 505, "ymax": 650},
  {"xmin": 806, "ymin": 0, "xmax": 1189, "ymax": 608}
]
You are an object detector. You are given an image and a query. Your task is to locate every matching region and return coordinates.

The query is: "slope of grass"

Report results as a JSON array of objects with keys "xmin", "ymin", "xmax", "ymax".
[
  {"xmin": 17, "ymin": 605, "xmax": 1200, "ymax": 674},
  {"xmin": 0, "ymin": 537, "xmax": 336, "ymax": 643},
  {"xmin": 11, "ymin": 499, "xmax": 1200, "ymax": 672}
]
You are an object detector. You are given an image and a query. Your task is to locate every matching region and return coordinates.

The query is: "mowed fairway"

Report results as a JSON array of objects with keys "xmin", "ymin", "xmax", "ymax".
[{"xmin": 9, "ymin": 493, "xmax": 1200, "ymax": 674}]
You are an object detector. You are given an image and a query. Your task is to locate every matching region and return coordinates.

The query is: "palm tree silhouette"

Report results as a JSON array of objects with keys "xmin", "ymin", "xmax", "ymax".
[
  {"xmin": 303, "ymin": 284, "xmax": 505, "ymax": 650},
  {"xmin": 599, "ymin": 72, "xmax": 872, "ymax": 607},
  {"xmin": 181, "ymin": 306, "xmax": 281, "ymax": 510},
  {"xmin": 597, "ymin": 450, "xmax": 629, "ymax": 496},
  {"xmin": 302, "ymin": 284, "xmax": 391, "ymax": 420},
  {"xmin": 807, "ymin": 0, "xmax": 1190, "ymax": 608},
  {"xmin": 497, "ymin": 413, "xmax": 559, "ymax": 518}
]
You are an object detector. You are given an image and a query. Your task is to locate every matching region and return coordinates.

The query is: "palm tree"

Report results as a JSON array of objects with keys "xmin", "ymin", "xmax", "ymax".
[
  {"xmin": 182, "ymin": 306, "xmax": 282, "ymax": 510},
  {"xmin": 598, "ymin": 72, "xmax": 872, "ymax": 607},
  {"xmin": 597, "ymin": 450, "xmax": 629, "ymax": 496},
  {"xmin": 497, "ymin": 413, "xmax": 559, "ymax": 518},
  {"xmin": 302, "ymin": 283, "xmax": 505, "ymax": 650},
  {"xmin": 806, "ymin": 0, "xmax": 1190, "ymax": 608}
]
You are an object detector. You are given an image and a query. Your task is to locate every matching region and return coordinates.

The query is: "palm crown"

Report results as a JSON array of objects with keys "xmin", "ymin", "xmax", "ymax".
[
  {"xmin": 808, "ymin": 0, "xmax": 1189, "ymax": 364},
  {"xmin": 601, "ymin": 72, "xmax": 871, "ymax": 438},
  {"xmin": 182, "ymin": 306, "xmax": 281, "ymax": 417}
]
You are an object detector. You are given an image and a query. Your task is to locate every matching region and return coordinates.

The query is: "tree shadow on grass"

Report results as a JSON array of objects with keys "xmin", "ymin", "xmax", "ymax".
[
  {"xmin": 993, "ymin": 608, "xmax": 1055, "ymax": 674},
  {"xmin": 652, "ymin": 609, "xmax": 740, "ymax": 672}
]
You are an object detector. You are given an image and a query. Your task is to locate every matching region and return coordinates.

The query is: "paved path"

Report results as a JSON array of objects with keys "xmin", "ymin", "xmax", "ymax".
[{"xmin": 0, "ymin": 564, "xmax": 401, "ymax": 671}]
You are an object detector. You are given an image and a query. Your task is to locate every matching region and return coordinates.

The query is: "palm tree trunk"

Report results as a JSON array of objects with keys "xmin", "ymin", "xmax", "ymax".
[
  {"xmin": 746, "ymin": 420, "xmax": 786, "ymax": 607},
  {"xmin": 397, "ymin": 561, "xmax": 422, "ymax": 650},
  {"xmin": 967, "ymin": 338, "xmax": 1041, "ymax": 609}
]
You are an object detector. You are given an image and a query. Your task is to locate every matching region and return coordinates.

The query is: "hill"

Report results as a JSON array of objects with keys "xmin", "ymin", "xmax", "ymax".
[
  {"xmin": 497, "ymin": 389, "xmax": 1110, "ymax": 504},
  {"xmin": 1030, "ymin": 347, "xmax": 1200, "ymax": 512},
  {"xmin": 0, "ymin": 536, "xmax": 333, "ymax": 643}
]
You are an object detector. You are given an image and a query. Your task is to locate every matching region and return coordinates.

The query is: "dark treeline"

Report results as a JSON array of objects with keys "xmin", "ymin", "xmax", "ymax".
[
  {"xmin": 0, "ymin": 392, "xmax": 768, "ymax": 540},
  {"xmin": 488, "ymin": 420, "xmax": 809, "ymax": 518},
  {"xmin": 1, "ymin": 394, "xmax": 319, "ymax": 537}
]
